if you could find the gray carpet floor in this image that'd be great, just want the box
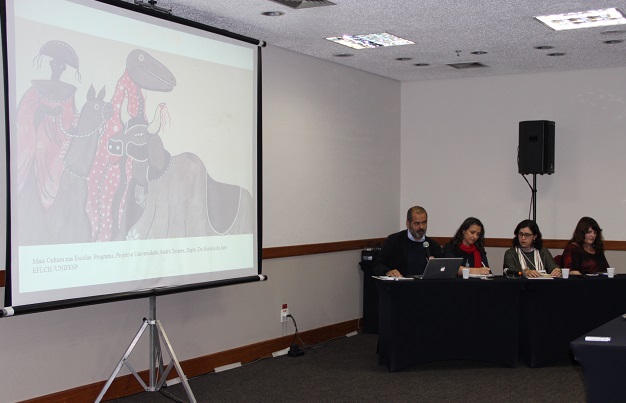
[109,332,586,403]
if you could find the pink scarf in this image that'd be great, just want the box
[86,70,142,241]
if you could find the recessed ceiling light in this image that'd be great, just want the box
[395,57,413,61]
[547,52,566,56]
[535,8,626,31]
[447,62,488,69]
[333,53,354,57]
[534,45,555,50]
[470,51,488,55]
[413,63,430,67]
[603,39,624,44]
[261,11,284,16]
[602,29,626,35]
[269,0,335,9]
[326,33,414,50]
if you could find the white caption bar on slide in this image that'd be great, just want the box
[584,336,611,342]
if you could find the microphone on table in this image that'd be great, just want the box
[423,241,431,263]
[504,267,522,278]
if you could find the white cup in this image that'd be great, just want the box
[562,268,570,279]
[462,268,470,279]
[607,267,615,278]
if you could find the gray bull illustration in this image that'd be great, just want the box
[107,103,253,241]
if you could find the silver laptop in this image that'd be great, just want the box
[413,258,463,279]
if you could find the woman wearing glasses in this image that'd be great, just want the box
[443,217,491,276]
[561,217,609,275]
[503,219,562,278]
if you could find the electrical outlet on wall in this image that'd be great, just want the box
[281,303,289,323]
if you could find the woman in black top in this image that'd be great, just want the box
[561,217,610,275]
[443,217,491,276]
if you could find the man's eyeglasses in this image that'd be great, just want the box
[518,232,535,239]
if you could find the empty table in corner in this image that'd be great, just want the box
[571,314,626,403]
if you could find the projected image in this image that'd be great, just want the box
[5,0,259,307]
[17,44,253,245]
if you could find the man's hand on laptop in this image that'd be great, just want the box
[386,269,403,278]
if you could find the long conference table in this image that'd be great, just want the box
[375,275,626,372]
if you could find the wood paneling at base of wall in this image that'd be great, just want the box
[22,319,360,402]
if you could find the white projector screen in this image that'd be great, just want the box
[2,0,262,311]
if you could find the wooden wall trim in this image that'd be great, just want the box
[262,237,626,260]
[262,238,387,259]
[2,237,626,287]
[23,318,360,402]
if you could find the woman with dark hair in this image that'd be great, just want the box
[561,217,610,275]
[503,219,562,278]
[443,217,491,276]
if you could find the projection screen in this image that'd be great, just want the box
[2,0,262,311]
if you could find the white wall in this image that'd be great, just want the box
[262,48,401,245]
[401,68,626,242]
[3,27,626,403]
[0,44,400,401]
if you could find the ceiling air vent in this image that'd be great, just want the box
[447,62,488,69]
[268,0,336,9]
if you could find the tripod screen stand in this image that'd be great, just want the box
[96,295,196,402]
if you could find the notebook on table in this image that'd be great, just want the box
[412,258,463,279]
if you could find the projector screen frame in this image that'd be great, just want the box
[1,0,265,316]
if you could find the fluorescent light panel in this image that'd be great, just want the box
[535,7,626,31]
[326,32,414,49]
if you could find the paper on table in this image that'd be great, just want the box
[372,276,413,281]
[585,336,611,342]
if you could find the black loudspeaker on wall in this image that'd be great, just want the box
[518,120,555,175]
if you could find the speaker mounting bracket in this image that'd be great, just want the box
[521,173,538,222]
